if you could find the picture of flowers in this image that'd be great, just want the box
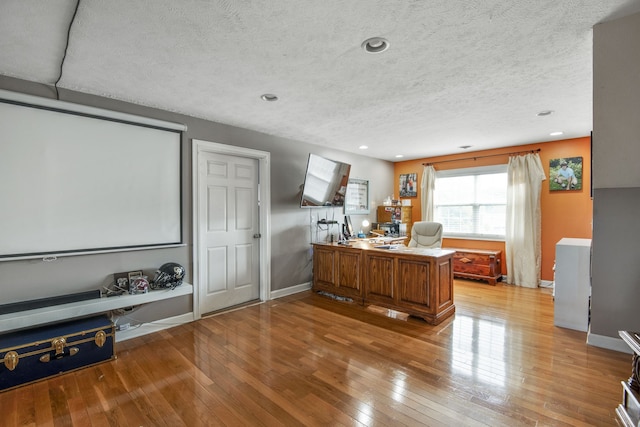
[550,157,583,191]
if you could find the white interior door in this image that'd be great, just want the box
[197,150,260,314]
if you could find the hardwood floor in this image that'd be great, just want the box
[1,280,631,426]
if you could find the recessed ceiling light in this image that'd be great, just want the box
[550,131,564,136]
[459,145,472,149]
[361,37,390,54]
[395,154,404,158]
[359,145,368,150]
[536,110,554,117]
[260,94,278,102]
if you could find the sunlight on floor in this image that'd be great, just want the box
[451,315,507,387]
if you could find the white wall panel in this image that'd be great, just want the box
[207,247,228,293]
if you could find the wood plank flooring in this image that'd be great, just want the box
[0,280,632,426]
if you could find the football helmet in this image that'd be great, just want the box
[151,262,185,290]
[130,277,149,294]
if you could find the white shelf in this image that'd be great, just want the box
[0,283,193,333]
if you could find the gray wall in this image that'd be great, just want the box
[0,75,394,323]
[591,11,640,339]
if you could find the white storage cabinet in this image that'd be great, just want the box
[554,238,592,332]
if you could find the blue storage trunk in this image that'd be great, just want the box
[0,315,115,392]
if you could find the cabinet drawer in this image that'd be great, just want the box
[453,261,491,277]
[453,252,495,266]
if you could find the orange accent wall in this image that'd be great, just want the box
[393,137,592,281]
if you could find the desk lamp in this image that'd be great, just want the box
[358,220,370,238]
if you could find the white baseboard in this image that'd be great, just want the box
[539,279,554,288]
[115,312,194,342]
[270,282,312,300]
[587,332,633,354]
[500,276,554,288]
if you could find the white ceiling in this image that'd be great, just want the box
[2,1,640,162]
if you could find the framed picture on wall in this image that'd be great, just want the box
[550,157,583,191]
[345,178,369,214]
[399,173,417,197]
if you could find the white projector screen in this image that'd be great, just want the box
[0,95,183,260]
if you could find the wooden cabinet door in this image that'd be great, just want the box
[313,246,336,289]
[435,257,454,310]
[365,253,395,303]
[312,244,363,301]
[337,250,361,291]
[377,206,393,222]
[398,258,430,307]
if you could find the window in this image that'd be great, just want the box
[434,165,507,239]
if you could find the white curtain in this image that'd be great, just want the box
[505,153,546,288]
[421,165,437,221]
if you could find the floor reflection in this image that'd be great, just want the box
[390,371,407,403]
[451,314,506,387]
[355,401,373,425]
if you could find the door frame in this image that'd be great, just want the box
[192,139,271,320]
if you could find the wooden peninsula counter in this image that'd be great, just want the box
[312,241,455,325]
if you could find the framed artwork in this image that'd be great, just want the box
[113,269,144,293]
[345,178,369,214]
[128,270,143,282]
[550,157,583,191]
[399,173,417,197]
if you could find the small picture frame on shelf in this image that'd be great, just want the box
[112,272,130,292]
[113,269,143,293]
[128,270,143,282]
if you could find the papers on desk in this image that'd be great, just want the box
[374,244,401,250]
[369,236,407,244]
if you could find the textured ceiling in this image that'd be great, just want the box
[2,0,640,161]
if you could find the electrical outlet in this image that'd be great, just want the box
[117,323,130,331]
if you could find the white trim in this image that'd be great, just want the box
[270,282,312,300]
[191,139,271,320]
[202,300,263,317]
[539,279,554,288]
[0,284,193,333]
[115,312,194,342]
[587,332,633,354]
[0,89,186,131]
